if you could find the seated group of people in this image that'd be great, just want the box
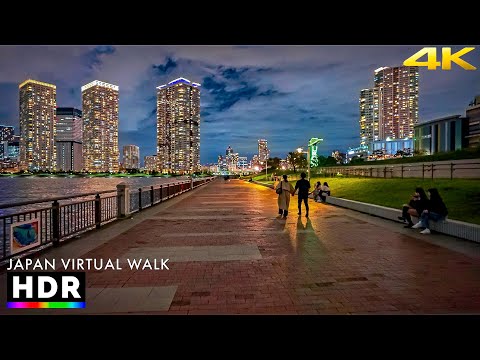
[398,187,448,235]
[312,181,330,203]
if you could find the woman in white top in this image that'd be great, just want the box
[313,181,322,202]
[275,174,295,219]
[319,182,331,202]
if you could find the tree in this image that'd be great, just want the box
[350,156,365,165]
[325,156,337,166]
[413,149,427,156]
[315,155,327,167]
[269,157,281,169]
[298,153,308,169]
[287,152,297,173]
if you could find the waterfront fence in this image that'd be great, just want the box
[0,177,215,262]
[315,161,480,180]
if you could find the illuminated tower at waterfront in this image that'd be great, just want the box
[374,66,419,140]
[156,77,200,174]
[19,79,57,171]
[359,87,380,145]
[144,155,157,172]
[81,80,119,172]
[258,139,269,165]
[56,107,82,142]
[123,145,140,169]
[0,125,14,141]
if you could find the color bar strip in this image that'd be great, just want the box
[7,302,85,309]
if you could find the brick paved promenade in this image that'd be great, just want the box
[2,178,480,314]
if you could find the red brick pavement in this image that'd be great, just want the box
[81,179,480,314]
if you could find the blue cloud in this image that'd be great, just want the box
[220,67,248,80]
[152,57,177,74]
[83,46,116,70]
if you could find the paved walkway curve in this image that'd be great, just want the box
[3,178,480,314]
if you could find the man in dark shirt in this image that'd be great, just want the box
[294,172,311,217]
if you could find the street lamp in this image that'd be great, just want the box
[296,147,308,180]
[265,159,268,181]
[297,137,323,181]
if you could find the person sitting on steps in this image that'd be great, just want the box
[412,188,448,235]
[398,187,428,228]
[319,182,330,203]
[313,181,322,202]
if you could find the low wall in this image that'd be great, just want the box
[325,196,480,243]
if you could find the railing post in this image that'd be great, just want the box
[95,194,101,229]
[138,188,143,211]
[191,177,194,190]
[116,183,130,218]
[422,164,425,180]
[450,163,454,180]
[168,184,170,198]
[401,165,404,179]
[52,200,60,247]
[431,164,434,180]
[384,166,387,179]
[160,185,163,202]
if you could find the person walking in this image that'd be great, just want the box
[412,188,448,234]
[294,172,311,217]
[276,174,295,219]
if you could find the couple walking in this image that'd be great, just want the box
[275,172,310,219]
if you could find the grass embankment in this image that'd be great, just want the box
[346,147,480,166]
[251,175,480,225]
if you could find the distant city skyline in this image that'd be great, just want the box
[1,45,479,162]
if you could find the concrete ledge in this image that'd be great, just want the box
[325,196,480,243]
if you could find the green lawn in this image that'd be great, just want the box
[252,176,480,225]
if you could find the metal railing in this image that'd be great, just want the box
[129,181,193,213]
[314,161,480,180]
[0,177,216,262]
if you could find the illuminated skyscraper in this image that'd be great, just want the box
[55,107,83,172]
[81,80,119,172]
[0,125,14,141]
[237,156,248,171]
[156,77,200,174]
[56,141,83,172]
[359,88,380,145]
[123,145,140,169]
[258,139,269,164]
[56,107,82,142]
[144,155,157,172]
[374,66,419,140]
[0,125,14,160]
[19,79,57,171]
